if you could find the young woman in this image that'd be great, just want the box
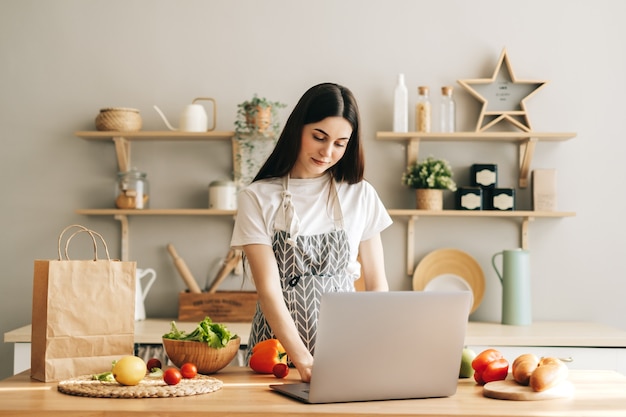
[230,83,392,382]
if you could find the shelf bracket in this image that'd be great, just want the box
[407,138,420,165]
[406,216,417,276]
[518,137,537,189]
[521,216,534,250]
[114,214,129,261]
[113,136,130,173]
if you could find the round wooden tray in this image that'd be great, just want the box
[58,374,222,398]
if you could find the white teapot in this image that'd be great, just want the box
[153,97,216,132]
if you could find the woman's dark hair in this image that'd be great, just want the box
[253,83,364,184]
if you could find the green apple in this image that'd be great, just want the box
[459,347,476,378]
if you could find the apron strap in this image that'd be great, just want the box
[280,175,301,246]
[278,174,344,246]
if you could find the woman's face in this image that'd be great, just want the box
[291,116,352,179]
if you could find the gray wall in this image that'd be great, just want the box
[2,0,625,379]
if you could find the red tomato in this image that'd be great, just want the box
[272,363,289,379]
[163,368,182,385]
[146,358,162,372]
[180,362,198,379]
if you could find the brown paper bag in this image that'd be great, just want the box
[31,225,136,382]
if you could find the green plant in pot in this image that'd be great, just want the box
[234,94,286,136]
[402,156,457,210]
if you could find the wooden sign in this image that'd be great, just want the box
[458,48,548,132]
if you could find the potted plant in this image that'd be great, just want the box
[401,156,457,210]
[234,94,286,136]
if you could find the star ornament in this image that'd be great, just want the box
[458,48,548,132]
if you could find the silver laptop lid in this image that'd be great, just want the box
[308,291,471,403]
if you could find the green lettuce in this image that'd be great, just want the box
[162,317,236,349]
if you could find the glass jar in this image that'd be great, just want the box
[439,86,456,133]
[415,86,431,132]
[115,169,149,209]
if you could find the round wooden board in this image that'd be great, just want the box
[483,380,574,401]
[58,374,223,398]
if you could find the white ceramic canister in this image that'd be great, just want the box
[209,181,237,210]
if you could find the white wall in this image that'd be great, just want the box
[1,0,625,380]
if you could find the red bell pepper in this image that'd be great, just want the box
[471,348,509,385]
[249,339,288,374]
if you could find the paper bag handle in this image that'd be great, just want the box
[57,224,111,261]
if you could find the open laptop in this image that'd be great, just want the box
[270,291,471,403]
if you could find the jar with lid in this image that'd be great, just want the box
[439,86,456,133]
[415,86,431,132]
[209,180,237,210]
[115,168,149,209]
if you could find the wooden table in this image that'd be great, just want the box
[1,367,626,416]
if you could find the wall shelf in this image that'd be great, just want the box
[376,131,576,188]
[76,131,235,172]
[387,209,575,275]
[75,208,237,261]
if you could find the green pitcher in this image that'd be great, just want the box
[492,249,532,326]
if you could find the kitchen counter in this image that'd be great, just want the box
[8,319,626,347]
[1,366,625,416]
[6,320,626,374]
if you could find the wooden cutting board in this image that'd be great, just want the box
[483,379,574,401]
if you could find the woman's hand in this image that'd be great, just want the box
[294,358,313,382]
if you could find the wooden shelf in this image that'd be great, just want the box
[76,131,235,172]
[388,209,576,275]
[75,209,237,261]
[75,208,236,216]
[76,131,235,141]
[376,131,576,188]
[387,209,575,218]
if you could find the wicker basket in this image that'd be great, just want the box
[95,107,142,131]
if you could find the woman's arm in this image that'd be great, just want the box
[243,243,314,382]
[358,233,389,291]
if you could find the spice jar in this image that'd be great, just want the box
[209,181,237,210]
[116,169,149,209]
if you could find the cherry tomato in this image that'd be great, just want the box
[163,368,182,385]
[272,363,289,379]
[146,358,162,372]
[180,362,198,379]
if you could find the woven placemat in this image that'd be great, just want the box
[58,374,223,398]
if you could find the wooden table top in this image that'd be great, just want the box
[1,367,626,416]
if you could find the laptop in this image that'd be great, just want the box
[270,290,471,403]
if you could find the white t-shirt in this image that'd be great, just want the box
[230,175,392,279]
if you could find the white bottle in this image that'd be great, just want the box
[440,86,456,132]
[393,74,408,132]
[415,86,431,132]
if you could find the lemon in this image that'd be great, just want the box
[112,356,146,386]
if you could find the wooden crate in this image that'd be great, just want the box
[178,291,258,322]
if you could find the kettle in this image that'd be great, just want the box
[153,97,216,132]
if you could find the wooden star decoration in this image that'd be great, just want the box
[458,48,548,132]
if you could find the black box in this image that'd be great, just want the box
[490,188,515,211]
[470,164,497,189]
[456,187,482,210]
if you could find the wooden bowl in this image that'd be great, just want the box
[162,337,240,374]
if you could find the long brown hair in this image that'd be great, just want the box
[253,83,364,184]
